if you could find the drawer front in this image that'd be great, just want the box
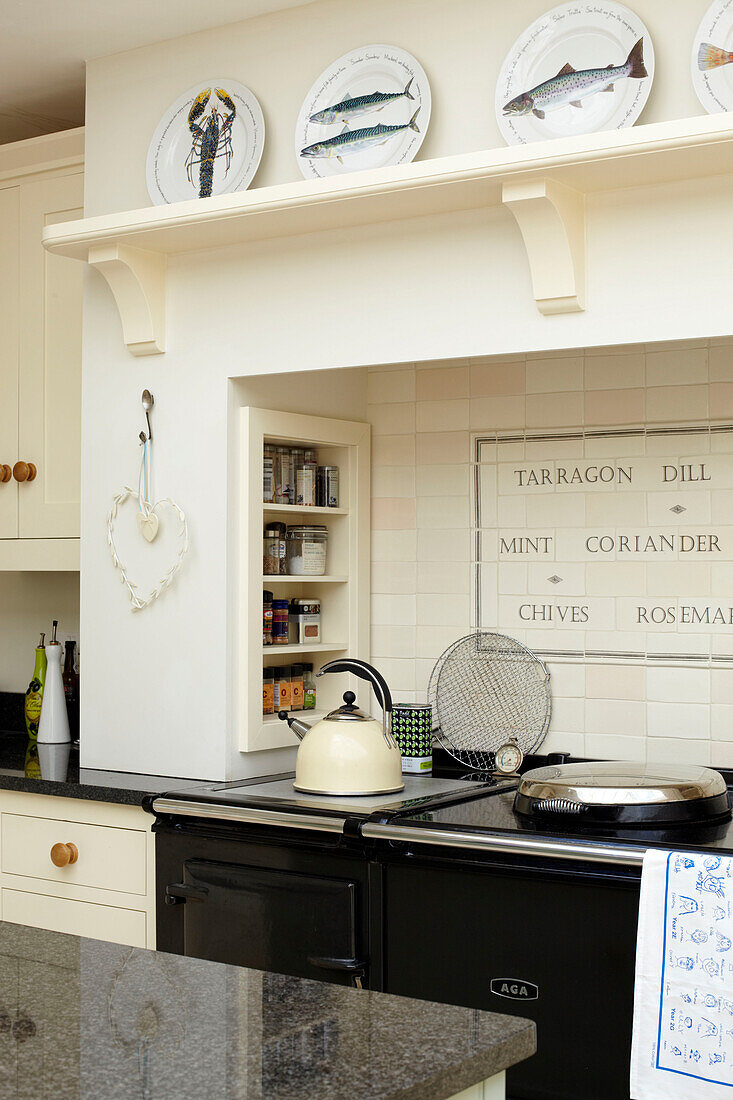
[1,888,146,947]
[1,813,146,895]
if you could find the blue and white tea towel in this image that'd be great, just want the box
[631,849,733,1098]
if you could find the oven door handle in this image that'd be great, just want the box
[165,882,209,905]
[308,955,368,988]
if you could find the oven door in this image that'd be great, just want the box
[380,845,641,1100]
[155,818,376,987]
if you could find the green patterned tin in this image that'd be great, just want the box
[392,704,433,774]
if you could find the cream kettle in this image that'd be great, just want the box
[278,658,404,796]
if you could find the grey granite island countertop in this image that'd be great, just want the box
[0,921,535,1099]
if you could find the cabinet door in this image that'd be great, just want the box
[17,174,83,538]
[0,187,19,539]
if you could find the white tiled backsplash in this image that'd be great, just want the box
[368,341,733,768]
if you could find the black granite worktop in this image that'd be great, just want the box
[0,731,195,807]
[0,921,535,1099]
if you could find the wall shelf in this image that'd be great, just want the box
[262,575,348,584]
[264,504,348,517]
[263,643,347,655]
[41,113,733,349]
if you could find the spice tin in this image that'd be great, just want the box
[316,466,339,508]
[392,704,433,774]
[272,599,290,644]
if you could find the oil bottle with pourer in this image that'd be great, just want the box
[38,620,70,745]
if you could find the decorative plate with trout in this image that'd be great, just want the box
[146,79,265,205]
[692,0,733,115]
[495,2,654,146]
[295,45,431,179]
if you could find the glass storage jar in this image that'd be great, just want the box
[263,523,287,575]
[286,526,328,576]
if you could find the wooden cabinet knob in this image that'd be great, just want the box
[0,465,11,483]
[12,462,37,483]
[50,842,78,867]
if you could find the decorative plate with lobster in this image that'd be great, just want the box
[146,79,265,205]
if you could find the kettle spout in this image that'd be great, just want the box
[278,710,310,741]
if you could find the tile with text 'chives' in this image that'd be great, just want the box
[497,594,614,632]
[645,561,711,598]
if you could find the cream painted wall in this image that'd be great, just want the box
[80,0,733,778]
[0,573,79,693]
[84,0,705,217]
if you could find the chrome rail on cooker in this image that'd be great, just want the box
[359,821,647,867]
[151,797,347,834]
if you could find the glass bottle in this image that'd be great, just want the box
[302,663,317,711]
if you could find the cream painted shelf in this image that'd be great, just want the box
[264,504,349,516]
[263,575,348,584]
[41,113,733,351]
[263,643,347,655]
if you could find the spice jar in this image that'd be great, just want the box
[263,445,276,504]
[263,591,273,646]
[276,665,291,710]
[289,599,321,644]
[286,525,328,576]
[302,663,317,711]
[262,668,275,715]
[263,523,287,575]
[272,599,289,644]
[290,664,304,711]
[316,466,339,508]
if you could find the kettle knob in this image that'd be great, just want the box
[343,691,356,706]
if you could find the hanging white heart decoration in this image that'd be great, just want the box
[107,486,189,611]
[137,510,159,543]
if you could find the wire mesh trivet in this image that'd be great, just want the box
[427,632,552,771]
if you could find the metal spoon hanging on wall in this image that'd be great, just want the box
[142,390,154,442]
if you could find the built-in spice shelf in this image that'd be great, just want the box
[41,113,733,352]
[241,406,370,752]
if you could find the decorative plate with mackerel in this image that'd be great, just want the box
[296,44,431,179]
[496,2,654,147]
[692,0,733,115]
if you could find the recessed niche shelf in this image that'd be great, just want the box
[41,113,733,351]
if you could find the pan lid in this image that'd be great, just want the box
[516,761,727,806]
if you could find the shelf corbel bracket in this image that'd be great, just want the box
[502,178,586,315]
[87,243,166,356]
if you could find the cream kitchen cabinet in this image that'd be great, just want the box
[0,129,84,570]
[0,790,155,949]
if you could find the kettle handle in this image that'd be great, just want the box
[317,659,393,717]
